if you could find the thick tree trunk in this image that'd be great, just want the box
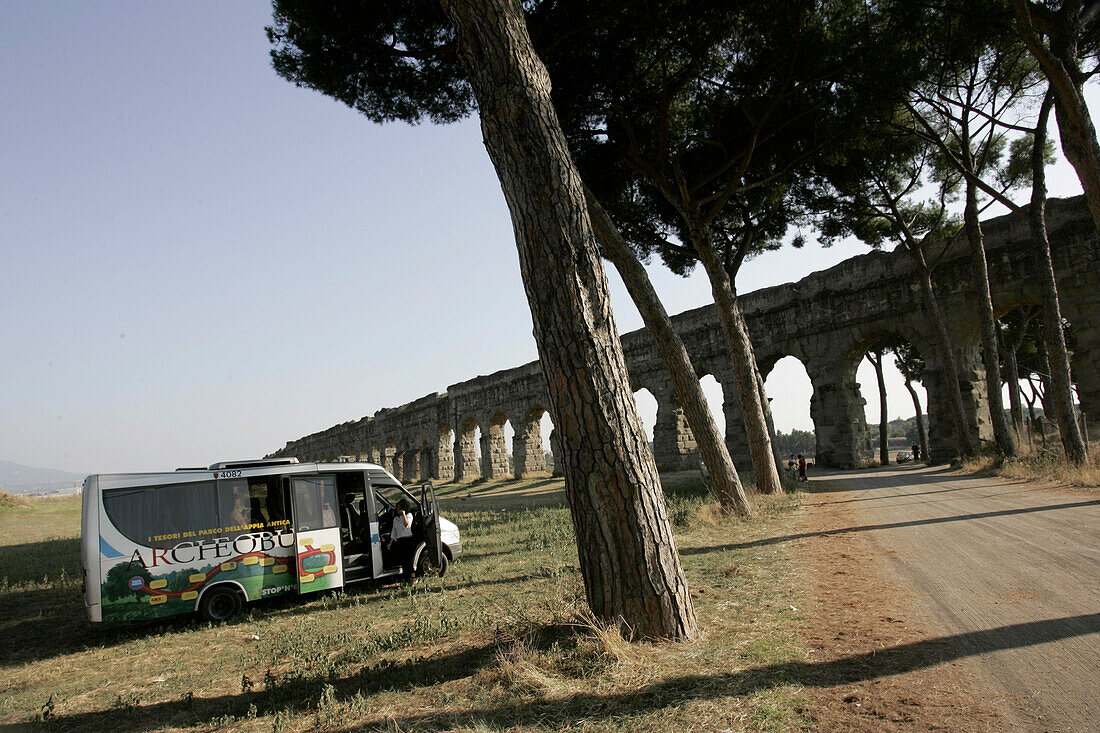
[1013,0,1100,233]
[440,0,698,638]
[756,367,785,476]
[1036,348,1052,415]
[906,246,979,458]
[1024,382,1038,427]
[1052,92,1100,232]
[688,223,783,494]
[585,187,754,518]
[1003,306,1036,440]
[904,378,929,463]
[1004,345,1024,439]
[1028,90,1089,463]
[964,180,1016,457]
[867,348,890,465]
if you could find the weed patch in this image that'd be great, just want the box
[963,445,1100,488]
[0,492,31,510]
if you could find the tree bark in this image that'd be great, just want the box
[585,187,754,518]
[904,377,929,463]
[439,0,698,638]
[1024,380,1038,426]
[963,178,1017,458]
[756,366,785,477]
[867,348,890,465]
[1001,305,1036,441]
[1013,0,1100,233]
[906,245,979,458]
[1039,351,1056,417]
[1004,344,1024,439]
[1028,89,1089,463]
[687,222,784,495]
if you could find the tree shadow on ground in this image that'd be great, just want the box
[42,613,1100,732]
[807,465,982,493]
[0,564,545,671]
[248,570,544,628]
[817,483,1037,506]
[0,538,81,586]
[0,537,107,668]
[680,498,1100,556]
[0,585,224,670]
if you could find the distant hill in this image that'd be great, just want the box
[0,460,84,494]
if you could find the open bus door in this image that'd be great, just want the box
[419,481,444,572]
[289,475,345,594]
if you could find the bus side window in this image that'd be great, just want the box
[290,476,338,529]
[250,478,284,525]
[104,481,218,547]
[217,479,251,529]
[264,481,286,524]
[218,477,287,531]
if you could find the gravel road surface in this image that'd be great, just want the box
[810,465,1100,732]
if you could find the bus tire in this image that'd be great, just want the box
[414,546,449,578]
[198,585,242,623]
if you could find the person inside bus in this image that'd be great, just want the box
[340,493,359,546]
[388,498,417,582]
[250,482,271,525]
[229,494,249,527]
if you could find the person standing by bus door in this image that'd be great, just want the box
[389,499,417,583]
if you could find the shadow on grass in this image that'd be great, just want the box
[0,538,100,668]
[0,563,550,671]
[253,569,549,626]
[0,585,228,670]
[0,538,81,586]
[41,612,1100,732]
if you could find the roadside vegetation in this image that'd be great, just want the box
[963,445,1100,489]
[0,476,813,732]
[0,491,32,510]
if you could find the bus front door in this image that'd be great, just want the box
[420,481,443,569]
[289,475,345,595]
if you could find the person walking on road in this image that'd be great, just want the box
[797,454,807,482]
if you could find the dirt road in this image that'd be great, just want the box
[808,465,1100,731]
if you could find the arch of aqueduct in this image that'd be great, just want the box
[269,197,1100,481]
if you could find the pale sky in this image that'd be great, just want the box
[2,3,1093,474]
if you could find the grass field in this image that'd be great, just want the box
[0,476,810,732]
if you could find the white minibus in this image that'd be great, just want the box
[80,459,460,622]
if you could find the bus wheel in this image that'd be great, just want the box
[415,549,449,578]
[199,586,242,623]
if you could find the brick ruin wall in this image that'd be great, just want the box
[269,197,1099,476]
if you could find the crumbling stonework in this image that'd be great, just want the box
[454,418,479,482]
[481,416,509,480]
[652,392,699,471]
[512,407,546,478]
[269,197,1098,473]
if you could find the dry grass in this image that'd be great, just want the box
[0,477,812,732]
[962,445,1100,489]
[0,491,31,510]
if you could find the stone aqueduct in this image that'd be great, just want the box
[269,197,1100,481]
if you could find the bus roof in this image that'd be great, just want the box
[85,461,398,490]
